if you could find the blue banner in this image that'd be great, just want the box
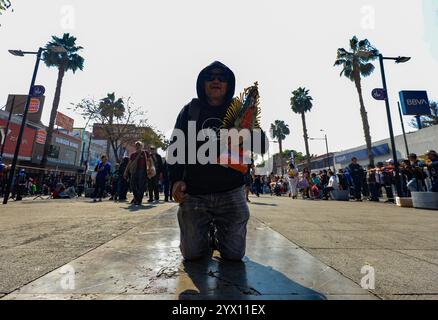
[399,91,431,116]
[335,144,390,164]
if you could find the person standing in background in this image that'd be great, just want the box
[348,157,364,201]
[287,163,299,199]
[117,156,130,202]
[162,159,171,202]
[367,164,379,202]
[148,145,163,204]
[93,155,111,202]
[124,141,149,206]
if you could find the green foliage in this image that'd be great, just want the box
[409,101,438,129]
[334,36,379,82]
[270,120,290,141]
[290,87,313,115]
[71,96,165,160]
[43,33,84,73]
[99,92,125,120]
[282,149,305,163]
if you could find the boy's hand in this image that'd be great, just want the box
[172,181,187,204]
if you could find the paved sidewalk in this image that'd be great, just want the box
[2,205,375,300]
[2,194,436,300]
[248,195,438,300]
[0,198,175,295]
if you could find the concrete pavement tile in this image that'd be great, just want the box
[247,247,369,295]
[307,248,438,295]
[2,293,329,300]
[351,231,438,250]
[396,250,438,266]
[325,294,379,300]
[408,231,438,242]
[0,247,95,294]
[380,294,438,300]
[269,230,379,249]
[251,217,324,231]
[5,208,372,300]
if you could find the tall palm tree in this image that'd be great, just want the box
[40,33,84,168]
[290,87,313,169]
[99,92,125,159]
[334,36,379,165]
[270,120,290,174]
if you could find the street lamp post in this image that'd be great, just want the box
[3,48,44,205]
[266,140,281,174]
[309,130,331,171]
[377,54,411,198]
[2,46,66,205]
[321,129,330,171]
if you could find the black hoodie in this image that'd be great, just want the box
[168,61,263,195]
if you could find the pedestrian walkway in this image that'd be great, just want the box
[2,206,376,300]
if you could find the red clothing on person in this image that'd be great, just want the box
[130,151,149,170]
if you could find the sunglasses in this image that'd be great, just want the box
[205,73,228,82]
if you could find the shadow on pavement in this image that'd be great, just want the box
[178,256,326,300]
[122,204,156,212]
[249,202,278,207]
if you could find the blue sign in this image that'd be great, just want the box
[372,88,387,100]
[30,85,45,97]
[335,144,390,164]
[399,91,431,116]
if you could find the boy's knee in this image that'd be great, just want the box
[180,245,211,262]
[219,250,245,262]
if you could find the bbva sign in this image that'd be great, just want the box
[399,91,431,116]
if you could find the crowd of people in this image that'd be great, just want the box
[246,150,438,203]
[89,141,171,206]
[0,141,171,204]
[0,159,81,201]
[2,148,438,205]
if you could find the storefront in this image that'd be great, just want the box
[32,130,82,174]
[0,113,37,164]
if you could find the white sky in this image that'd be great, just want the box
[1,0,437,156]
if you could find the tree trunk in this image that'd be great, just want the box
[106,115,113,159]
[301,112,311,169]
[354,76,374,166]
[112,141,120,163]
[41,66,65,168]
[278,138,284,175]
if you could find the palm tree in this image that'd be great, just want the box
[290,87,313,169]
[40,33,84,169]
[334,36,379,165]
[99,92,125,159]
[270,120,290,174]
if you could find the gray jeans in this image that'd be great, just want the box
[177,186,250,261]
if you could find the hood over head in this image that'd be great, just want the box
[196,61,236,105]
